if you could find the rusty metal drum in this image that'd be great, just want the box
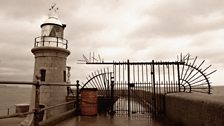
[80,88,98,116]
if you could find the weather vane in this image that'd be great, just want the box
[48,3,59,18]
[49,3,58,12]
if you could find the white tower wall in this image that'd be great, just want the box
[31,47,70,118]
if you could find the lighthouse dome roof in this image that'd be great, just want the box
[42,17,63,27]
[41,4,63,27]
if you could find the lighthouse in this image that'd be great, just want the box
[31,4,70,119]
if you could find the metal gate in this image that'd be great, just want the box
[112,60,184,118]
[79,54,216,118]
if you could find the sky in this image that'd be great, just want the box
[0,0,223,85]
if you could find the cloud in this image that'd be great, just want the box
[0,0,50,21]
[130,0,224,38]
[0,0,223,85]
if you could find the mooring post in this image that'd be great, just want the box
[76,80,80,114]
[34,76,40,126]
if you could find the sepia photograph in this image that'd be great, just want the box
[0,0,223,126]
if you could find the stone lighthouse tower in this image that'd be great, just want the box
[31,5,70,119]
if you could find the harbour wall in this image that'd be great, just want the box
[165,93,224,126]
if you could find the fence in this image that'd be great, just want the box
[80,54,216,118]
[0,79,79,126]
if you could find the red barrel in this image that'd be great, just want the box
[81,88,98,116]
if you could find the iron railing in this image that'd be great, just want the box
[80,54,216,118]
[0,79,79,126]
[34,36,68,49]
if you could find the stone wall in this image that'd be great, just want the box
[165,93,224,126]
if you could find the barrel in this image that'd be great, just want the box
[15,104,29,114]
[81,88,98,116]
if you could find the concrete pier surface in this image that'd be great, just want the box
[55,115,169,126]
[0,117,24,126]
[0,115,170,126]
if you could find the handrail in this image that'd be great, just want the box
[0,79,80,126]
[40,100,76,112]
[41,83,77,86]
[0,81,77,86]
[0,111,34,119]
[34,36,68,49]
[0,100,76,119]
[0,81,35,85]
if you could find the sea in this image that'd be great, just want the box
[0,85,223,116]
[0,86,31,116]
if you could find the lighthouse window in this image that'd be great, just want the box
[40,69,46,81]
[63,71,66,82]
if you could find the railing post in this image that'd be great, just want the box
[177,63,181,92]
[34,76,41,126]
[76,80,80,114]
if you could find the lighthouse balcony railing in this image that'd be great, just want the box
[34,36,68,49]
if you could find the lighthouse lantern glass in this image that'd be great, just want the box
[41,25,64,38]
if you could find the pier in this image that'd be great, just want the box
[0,2,222,126]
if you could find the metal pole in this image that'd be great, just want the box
[34,77,40,126]
[34,38,36,47]
[76,80,80,114]
[177,63,181,92]
[151,60,156,117]
[110,76,114,113]
[127,59,130,117]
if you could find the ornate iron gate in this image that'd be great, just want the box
[79,54,216,118]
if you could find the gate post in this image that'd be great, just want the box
[151,60,156,117]
[127,59,131,117]
[76,80,80,114]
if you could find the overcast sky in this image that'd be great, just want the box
[0,0,223,85]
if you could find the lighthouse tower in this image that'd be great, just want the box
[31,5,70,118]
